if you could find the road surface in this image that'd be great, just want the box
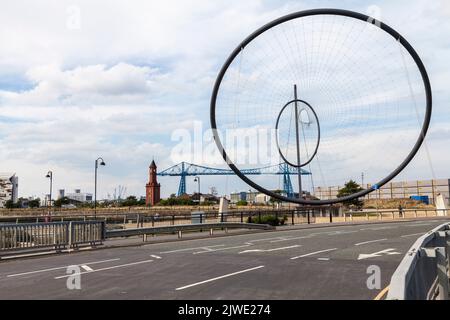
[0,218,448,300]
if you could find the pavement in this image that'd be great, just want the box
[0,217,448,300]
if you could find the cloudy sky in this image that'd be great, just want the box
[0,0,449,200]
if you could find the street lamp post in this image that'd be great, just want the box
[45,171,53,220]
[194,176,201,205]
[94,157,106,219]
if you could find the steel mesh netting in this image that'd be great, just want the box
[213,13,427,198]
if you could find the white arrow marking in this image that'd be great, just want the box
[357,248,401,260]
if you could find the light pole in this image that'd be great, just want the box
[194,176,200,204]
[94,157,106,219]
[45,171,53,219]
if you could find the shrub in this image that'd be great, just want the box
[247,214,286,226]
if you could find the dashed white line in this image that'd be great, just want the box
[291,248,338,260]
[150,255,162,259]
[6,258,121,278]
[355,239,388,246]
[400,232,425,238]
[159,245,225,254]
[249,237,291,243]
[54,259,154,279]
[81,265,94,272]
[239,245,301,254]
[270,236,312,243]
[193,244,252,254]
[360,226,396,231]
[175,266,265,291]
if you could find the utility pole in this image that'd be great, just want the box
[294,84,302,199]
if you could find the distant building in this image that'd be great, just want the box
[314,179,450,205]
[0,173,18,208]
[58,189,65,200]
[230,192,247,204]
[146,160,161,206]
[65,189,93,203]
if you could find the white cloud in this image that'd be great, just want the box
[0,0,449,199]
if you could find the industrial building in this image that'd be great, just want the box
[62,189,93,203]
[0,173,18,208]
[314,179,450,205]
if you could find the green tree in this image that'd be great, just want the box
[28,199,41,208]
[5,200,18,209]
[54,197,71,208]
[337,180,364,208]
[121,196,139,207]
[236,200,248,206]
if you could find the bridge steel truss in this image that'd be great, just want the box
[157,162,310,197]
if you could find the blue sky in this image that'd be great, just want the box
[0,0,449,199]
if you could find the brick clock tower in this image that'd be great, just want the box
[146,160,161,206]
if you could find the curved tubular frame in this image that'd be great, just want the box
[275,99,321,168]
[210,8,432,205]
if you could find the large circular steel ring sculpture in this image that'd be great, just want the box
[210,8,432,205]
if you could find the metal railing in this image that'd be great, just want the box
[0,221,105,254]
[387,222,450,300]
[106,222,275,240]
[1,208,447,227]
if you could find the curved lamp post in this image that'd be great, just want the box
[94,157,106,219]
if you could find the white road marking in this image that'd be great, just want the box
[239,245,301,254]
[406,223,432,227]
[193,244,252,254]
[175,266,265,291]
[248,237,290,243]
[6,258,120,278]
[355,239,388,246]
[150,255,162,259]
[291,248,338,260]
[401,232,425,238]
[318,258,330,261]
[357,249,401,261]
[360,226,396,231]
[159,245,225,254]
[330,231,359,235]
[270,236,312,243]
[54,260,154,279]
[81,265,94,272]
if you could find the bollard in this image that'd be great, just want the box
[178,230,182,239]
[344,213,347,222]
[366,213,369,221]
[350,214,353,222]
[392,212,395,220]
[210,228,214,236]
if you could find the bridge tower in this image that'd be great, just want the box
[146,160,161,206]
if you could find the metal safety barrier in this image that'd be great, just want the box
[0,221,105,254]
[387,222,450,300]
[106,222,275,239]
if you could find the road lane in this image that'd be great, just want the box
[0,218,448,300]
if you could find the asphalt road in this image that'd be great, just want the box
[0,218,448,300]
